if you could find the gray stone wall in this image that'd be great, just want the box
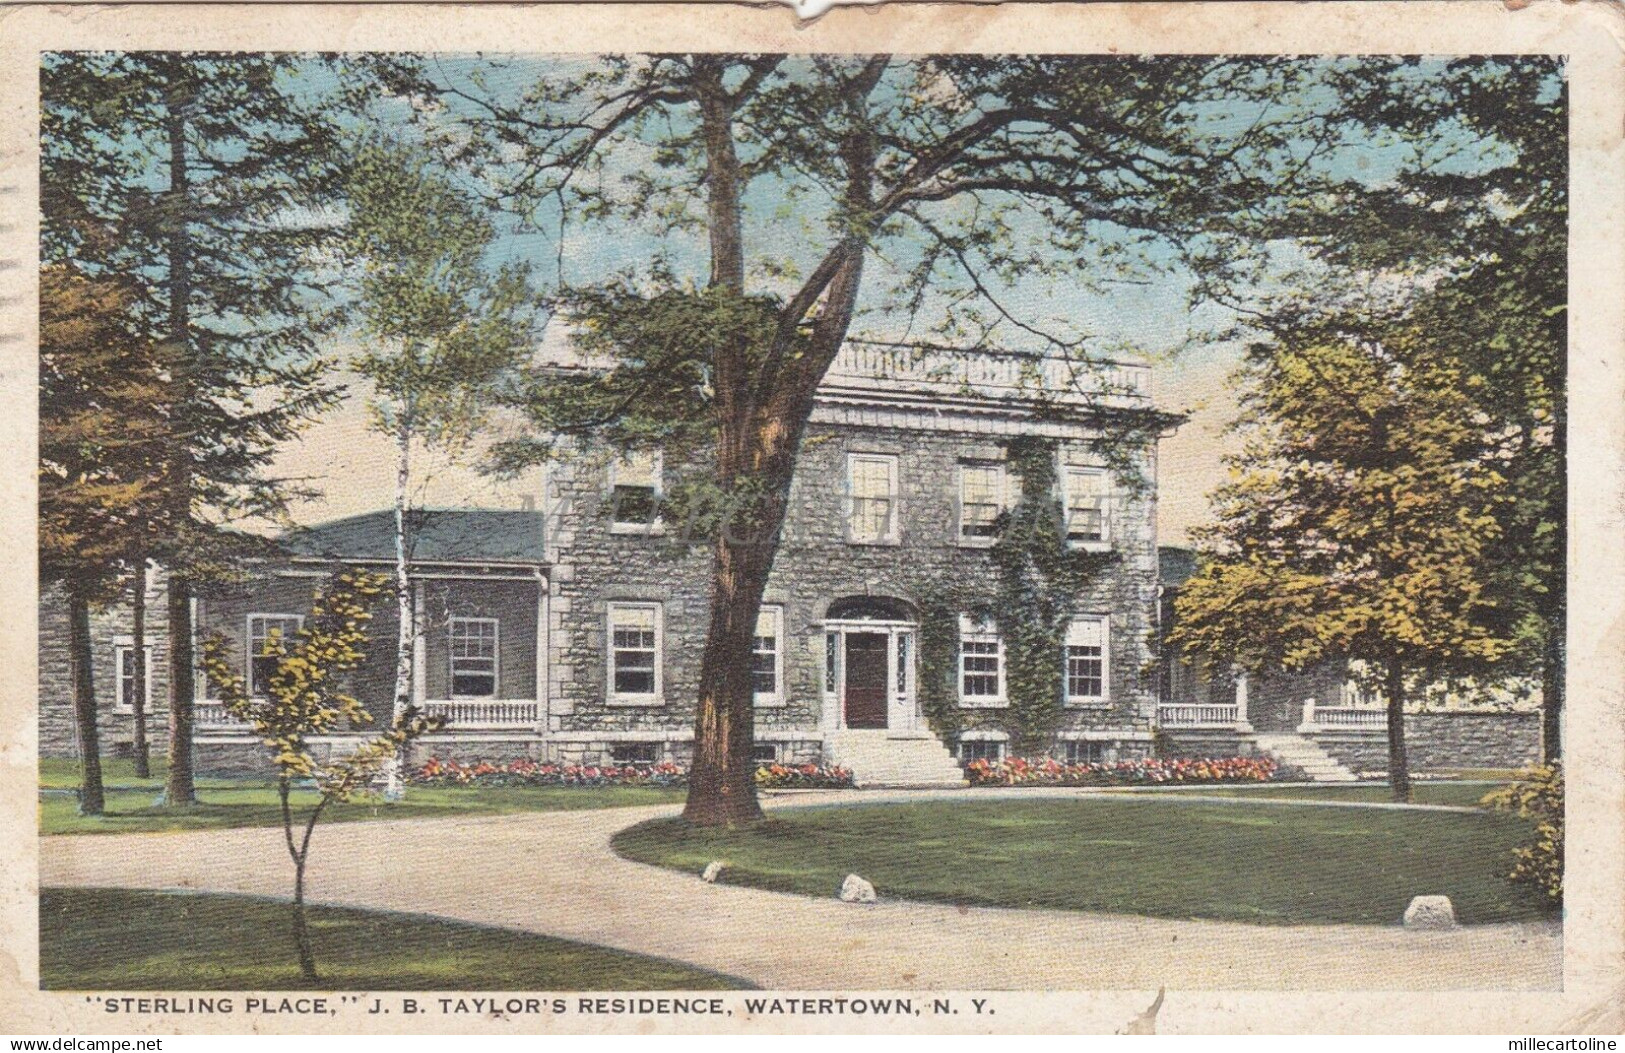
[1310,711,1543,775]
[39,574,172,759]
[545,420,1161,761]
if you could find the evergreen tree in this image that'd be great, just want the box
[41,53,348,804]
[39,264,175,814]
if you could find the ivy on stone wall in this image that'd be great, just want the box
[918,436,1119,754]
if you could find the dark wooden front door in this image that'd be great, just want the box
[844,632,889,729]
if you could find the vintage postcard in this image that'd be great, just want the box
[1,0,1622,1037]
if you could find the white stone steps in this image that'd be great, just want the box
[825,728,968,789]
[1249,733,1360,783]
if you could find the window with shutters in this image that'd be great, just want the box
[607,603,662,704]
[1065,615,1109,705]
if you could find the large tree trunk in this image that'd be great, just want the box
[68,589,105,816]
[384,417,414,800]
[1541,618,1564,766]
[162,91,198,808]
[164,578,197,806]
[680,58,874,825]
[130,562,150,779]
[1384,658,1412,803]
[681,431,794,826]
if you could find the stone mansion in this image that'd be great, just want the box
[38,340,1540,785]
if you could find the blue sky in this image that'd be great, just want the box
[264,54,1550,545]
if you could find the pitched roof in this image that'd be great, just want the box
[1158,546,1200,588]
[280,509,548,565]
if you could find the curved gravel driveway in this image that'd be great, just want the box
[38,789,1561,990]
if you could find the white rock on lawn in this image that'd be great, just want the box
[1403,895,1457,929]
[839,873,877,903]
[701,861,725,883]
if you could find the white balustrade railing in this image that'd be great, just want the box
[1299,699,1386,733]
[194,702,249,730]
[421,699,540,729]
[823,341,1150,405]
[1157,703,1240,728]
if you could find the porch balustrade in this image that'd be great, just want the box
[1299,699,1386,732]
[420,699,540,729]
[1156,703,1240,728]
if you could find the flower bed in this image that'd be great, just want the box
[965,755,1277,787]
[414,757,855,790]
[414,757,687,787]
[754,762,854,790]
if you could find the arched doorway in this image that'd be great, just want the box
[820,596,919,732]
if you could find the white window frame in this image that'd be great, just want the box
[448,616,500,700]
[112,638,154,715]
[958,738,1006,763]
[1064,739,1112,765]
[608,450,664,535]
[247,613,305,699]
[607,602,664,705]
[845,452,900,545]
[957,614,1007,708]
[957,461,1007,547]
[1061,464,1112,550]
[751,605,785,707]
[1064,614,1110,707]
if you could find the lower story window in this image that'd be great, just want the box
[608,602,662,702]
[248,614,304,697]
[959,614,1005,705]
[113,643,154,714]
[449,616,499,698]
[752,606,783,703]
[609,742,658,765]
[959,739,1005,763]
[1065,615,1108,704]
[751,744,778,764]
[1064,740,1110,765]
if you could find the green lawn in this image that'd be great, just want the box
[613,797,1555,926]
[40,888,748,990]
[42,783,686,836]
[1126,781,1505,808]
[39,756,258,791]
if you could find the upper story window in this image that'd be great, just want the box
[449,616,499,698]
[846,453,899,544]
[751,605,784,705]
[1063,465,1110,548]
[608,602,662,704]
[1065,615,1109,705]
[248,614,304,698]
[958,614,1006,707]
[958,462,1006,545]
[609,450,662,533]
[113,641,154,714]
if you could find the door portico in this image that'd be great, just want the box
[819,596,920,733]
